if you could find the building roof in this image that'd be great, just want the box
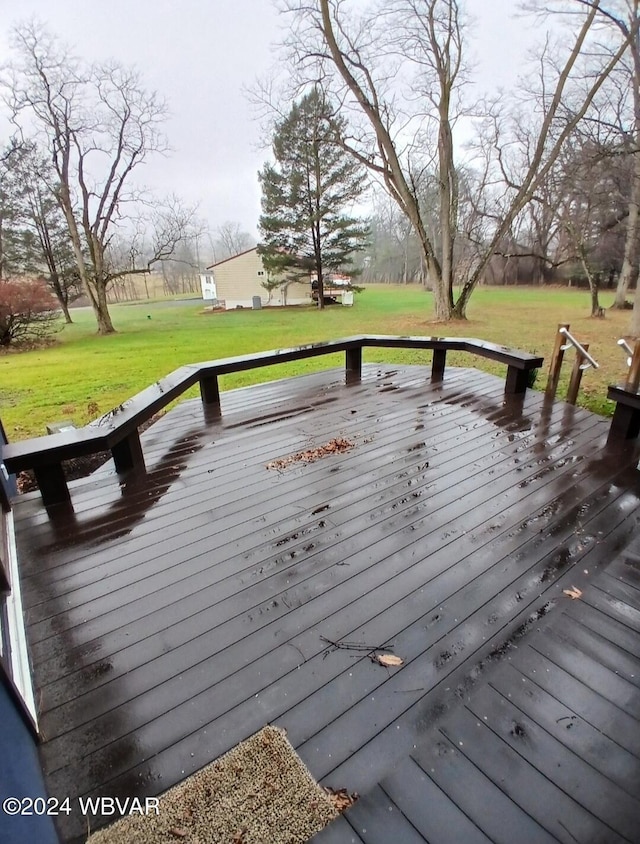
[205,246,258,270]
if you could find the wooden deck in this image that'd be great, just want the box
[12,364,640,843]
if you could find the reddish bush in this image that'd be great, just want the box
[0,277,60,346]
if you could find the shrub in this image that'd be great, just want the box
[0,277,60,346]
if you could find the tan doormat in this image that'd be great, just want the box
[86,726,338,844]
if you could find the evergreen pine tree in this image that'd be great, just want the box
[258,87,368,308]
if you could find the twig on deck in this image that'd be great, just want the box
[286,642,307,663]
[319,635,395,656]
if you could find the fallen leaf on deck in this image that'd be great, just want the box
[563,586,582,599]
[373,653,404,667]
[324,786,359,813]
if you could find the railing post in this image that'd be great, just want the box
[626,341,640,392]
[505,366,529,394]
[111,430,145,474]
[545,323,570,399]
[33,464,70,507]
[345,345,362,383]
[609,402,640,441]
[566,343,589,405]
[200,373,221,411]
[431,348,446,381]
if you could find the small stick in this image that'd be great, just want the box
[319,635,395,652]
[286,642,307,663]
[393,688,425,694]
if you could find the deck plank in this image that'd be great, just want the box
[328,785,427,844]
[335,559,640,844]
[311,814,366,844]
[507,641,640,759]
[489,660,640,798]
[431,704,627,844]
[465,686,638,841]
[377,757,493,844]
[409,722,562,844]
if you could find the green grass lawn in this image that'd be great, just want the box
[1,284,634,440]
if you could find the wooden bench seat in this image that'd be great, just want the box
[607,384,640,440]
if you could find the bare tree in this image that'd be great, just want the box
[485,100,631,301]
[214,221,254,261]
[555,140,628,315]
[281,0,636,320]
[3,22,192,334]
[583,0,640,311]
[103,195,200,292]
[364,192,423,283]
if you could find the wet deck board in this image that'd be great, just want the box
[12,365,640,843]
[315,544,640,844]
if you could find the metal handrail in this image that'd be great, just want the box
[559,327,599,370]
[617,338,634,368]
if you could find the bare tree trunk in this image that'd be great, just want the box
[611,2,640,309]
[590,282,602,316]
[438,79,457,313]
[44,274,74,321]
[0,216,5,281]
[62,304,72,323]
[532,256,545,286]
[630,280,640,335]
[93,281,115,332]
[402,239,409,284]
[80,267,116,333]
[312,139,325,310]
[57,183,117,333]
[614,151,640,307]
[578,250,603,317]
[49,278,74,324]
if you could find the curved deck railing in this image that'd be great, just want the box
[2,335,543,506]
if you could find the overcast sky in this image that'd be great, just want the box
[0,1,527,242]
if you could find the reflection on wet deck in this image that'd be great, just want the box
[13,365,640,843]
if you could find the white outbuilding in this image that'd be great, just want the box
[202,247,312,309]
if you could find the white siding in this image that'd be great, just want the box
[212,249,312,309]
[199,273,217,300]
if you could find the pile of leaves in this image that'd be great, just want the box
[324,786,359,813]
[266,437,354,470]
